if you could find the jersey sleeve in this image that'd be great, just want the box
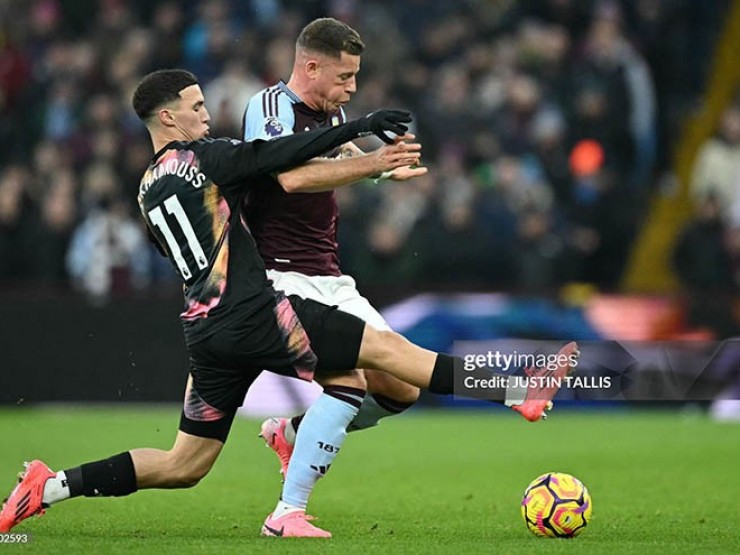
[197,117,370,192]
[196,138,264,191]
[243,90,295,142]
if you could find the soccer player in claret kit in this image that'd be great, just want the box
[242,18,579,537]
[241,17,427,532]
[0,69,577,539]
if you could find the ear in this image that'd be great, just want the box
[305,59,320,80]
[157,107,176,128]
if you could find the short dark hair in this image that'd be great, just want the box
[296,17,364,58]
[132,69,198,121]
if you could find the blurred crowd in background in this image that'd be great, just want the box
[0,0,735,304]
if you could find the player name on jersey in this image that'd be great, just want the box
[139,155,207,198]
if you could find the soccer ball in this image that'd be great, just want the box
[521,472,592,538]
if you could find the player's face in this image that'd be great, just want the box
[168,84,211,140]
[313,52,360,113]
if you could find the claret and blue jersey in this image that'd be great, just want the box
[242,81,347,278]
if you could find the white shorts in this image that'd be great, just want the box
[267,270,392,332]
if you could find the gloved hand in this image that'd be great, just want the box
[360,110,413,144]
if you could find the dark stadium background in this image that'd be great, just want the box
[2,0,740,414]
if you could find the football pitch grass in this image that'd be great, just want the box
[1,406,739,554]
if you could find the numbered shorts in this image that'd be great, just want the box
[179,294,366,442]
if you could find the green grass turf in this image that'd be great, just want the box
[1,406,739,554]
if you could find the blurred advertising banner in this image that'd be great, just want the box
[2,291,737,408]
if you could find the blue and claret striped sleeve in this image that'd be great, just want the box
[243,86,295,141]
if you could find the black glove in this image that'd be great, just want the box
[360,110,412,144]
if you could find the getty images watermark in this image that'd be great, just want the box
[453,339,740,402]
[453,341,615,401]
[460,348,608,395]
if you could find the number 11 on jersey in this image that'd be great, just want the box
[148,194,208,280]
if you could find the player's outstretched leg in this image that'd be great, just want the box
[353,329,580,423]
[259,339,579,483]
[1,431,223,533]
[0,460,55,532]
[510,341,580,421]
[0,452,143,533]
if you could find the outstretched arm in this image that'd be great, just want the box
[277,136,423,193]
[209,110,413,190]
[247,110,411,176]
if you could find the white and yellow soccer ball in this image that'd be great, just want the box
[521,472,592,538]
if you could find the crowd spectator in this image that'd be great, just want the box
[0,0,728,300]
[673,193,738,338]
[673,194,735,293]
[690,105,740,210]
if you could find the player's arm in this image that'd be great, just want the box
[276,136,423,193]
[340,141,365,159]
[339,134,427,183]
[240,97,424,191]
[250,110,410,173]
[206,111,412,188]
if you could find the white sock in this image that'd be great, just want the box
[42,471,71,506]
[504,382,528,407]
[272,499,302,519]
